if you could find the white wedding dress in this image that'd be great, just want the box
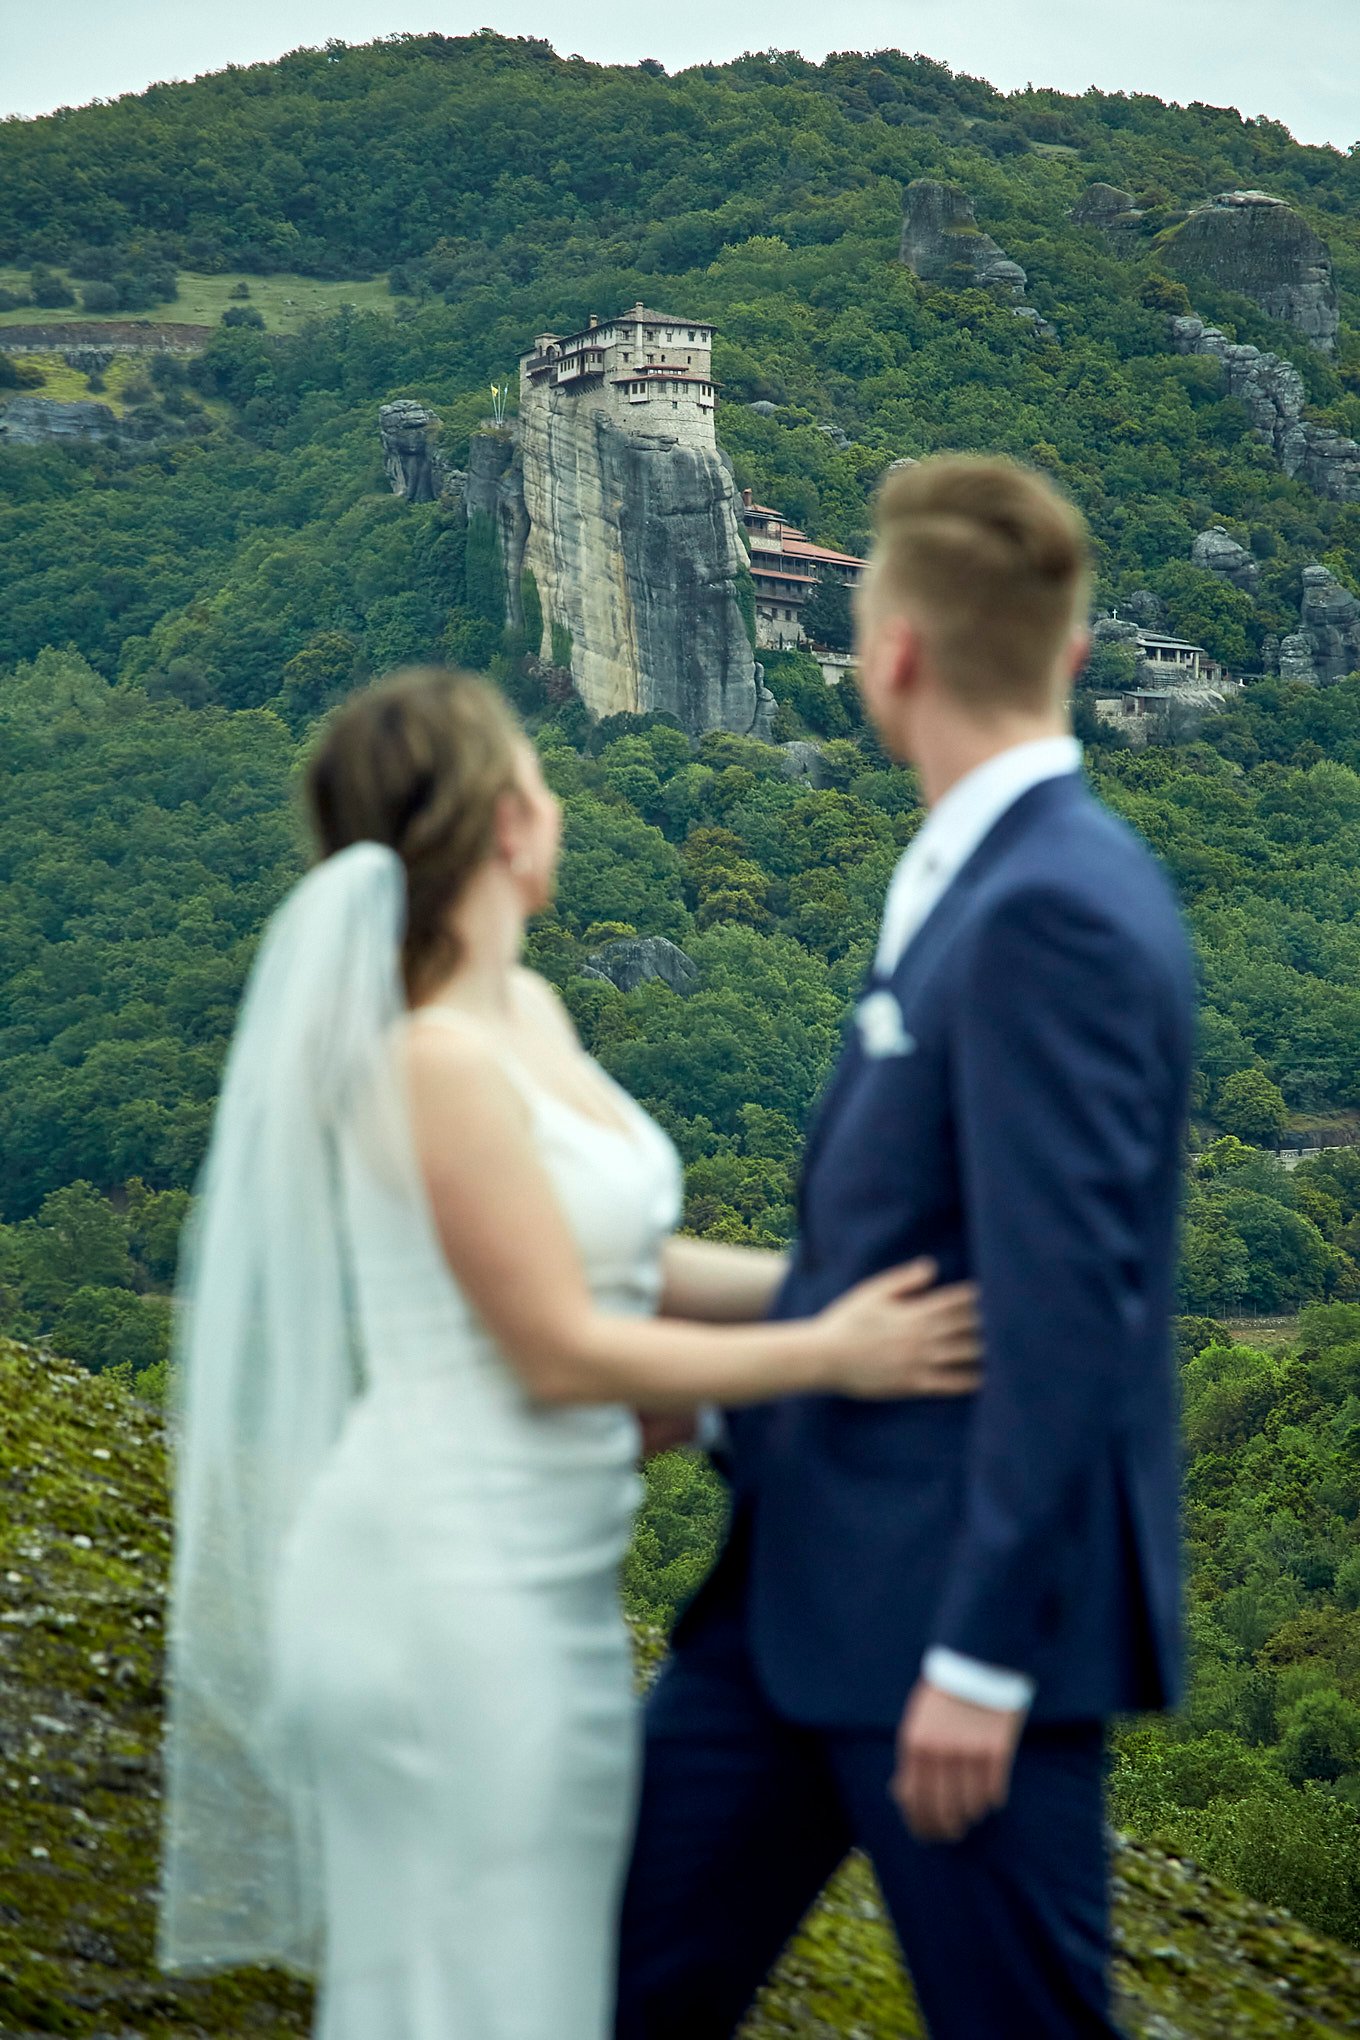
[270,1011,683,2040]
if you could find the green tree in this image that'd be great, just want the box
[1216,1068,1289,1147]
[800,573,853,653]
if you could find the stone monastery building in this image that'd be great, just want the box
[739,491,867,650]
[520,303,717,445]
[519,303,868,653]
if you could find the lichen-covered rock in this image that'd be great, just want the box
[378,398,456,502]
[513,389,759,736]
[4,1334,1360,2037]
[1161,191,1339,352]
[0,395,117,445]
[1071,183,1144,232]
[900,180,1028,299]
[1191,527,1259,594]
[583,936,700,995]
[1169,317,1360,502]
[0,1337,311,2036]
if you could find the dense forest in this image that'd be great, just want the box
[3,27,1360,1968]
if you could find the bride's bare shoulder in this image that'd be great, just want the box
[512,967,581,1046]
[401,1007,512,1087]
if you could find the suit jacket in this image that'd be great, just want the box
[705,771,1196,1729]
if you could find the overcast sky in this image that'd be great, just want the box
[3,1,1358,151]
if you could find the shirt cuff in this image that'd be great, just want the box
[922,1646,1036,1714]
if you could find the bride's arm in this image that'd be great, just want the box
[403,1025,978,1413]
[660,1237,788,1323]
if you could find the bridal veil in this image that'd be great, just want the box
[158,842,414,1974]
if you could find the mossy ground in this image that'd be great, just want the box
[0,271,395,336]
[2,1336,1357,2039]
[0,353,148,414]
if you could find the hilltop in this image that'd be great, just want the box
[4,1332,1360,2040]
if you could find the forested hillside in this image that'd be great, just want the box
[3,29,1360,2004]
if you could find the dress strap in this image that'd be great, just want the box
[404,1006,542,1114]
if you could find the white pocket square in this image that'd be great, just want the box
[856,990,917,1059]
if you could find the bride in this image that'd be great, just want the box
[158,666,980,2039]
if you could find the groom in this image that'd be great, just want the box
[617,455,1195,2038]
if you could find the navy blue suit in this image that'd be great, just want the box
[617,773,1196,2039]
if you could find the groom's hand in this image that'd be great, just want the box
[892,1681,1025,1843]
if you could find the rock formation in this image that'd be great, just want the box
[1170,317,1360,502]
[900,180,1028,297]
[1123,589,1166,631]
[1298,564,1360,684]
[1279,630,1319,684]
[0,395,117,445]
[1191,526,1259,594]
[510,392,759,736]
[379,398,456,502]
[1161,190,1339,352]
[901,181,1054,336]
[779,739,832,788]
[582,936,699,995]
[1070,183,1145,236]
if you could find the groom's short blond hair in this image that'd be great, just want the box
[865,455,1091,710]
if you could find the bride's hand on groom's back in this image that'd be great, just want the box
[822,1260,982,1400]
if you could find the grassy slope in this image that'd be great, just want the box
[2,1335,1358,2040]
[0,270,394,334]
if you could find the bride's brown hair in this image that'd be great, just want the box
[305,665,524,998]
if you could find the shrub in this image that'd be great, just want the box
[28,266,75,308]
[0,352,44,390]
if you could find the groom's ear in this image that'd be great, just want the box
[1064,626,1092,685]
[884,611,924,700]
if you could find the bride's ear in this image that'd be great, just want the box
[492,785,532,877]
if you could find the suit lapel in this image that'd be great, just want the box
[796,773,1086,1198]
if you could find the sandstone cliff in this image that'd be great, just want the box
[1161,191,1339,352]
[503,389,759,736]
[4,1334,1360,2040]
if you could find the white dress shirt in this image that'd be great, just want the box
[878,735,1082,1715]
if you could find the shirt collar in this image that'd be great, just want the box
[875,736,1082,977]
[910,735,1083,883]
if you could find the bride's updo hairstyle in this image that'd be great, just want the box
[306,665,523,997]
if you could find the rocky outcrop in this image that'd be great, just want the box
[779,739,832,788]
[901,180,1028,298]
[1298,564,1360,683]
[0,395,117,445]
[379,398,456,502]
[1170,317,1360,502]
[901,181,1054,336]
[1191,526,1259,593]
[513,389,759,735]
[1279,631,1318,684]
[582,936,699,995]
[1124,589,1167,631]
[1070,183,1144,235]
[1161,190,1339,352]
